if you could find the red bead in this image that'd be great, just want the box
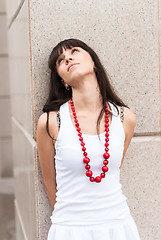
[95,176,102,183]
[76,127,81,132]
[78,133,82,137]
[83,157,90,163]
[105,123,109,128]
[105,148,109,152]
[71,106,75,110]
[73,112,76,116]
[105,107,108,111]
[102,166,108,172]
[101,173,105,178]
[103,152,110,159]
[79,137,83,141]
[75,123,79,127]
[83,152,87,156]
[105,119,109,123]
[81,142,85,146]
[82,147,86,151]
[103,160,109,165]
[105,137,109,142]
[105,142,109,147]
[105,132,109,137]
[90,177,95,182]
[85,164,90,170]
[74,119,78,123]
[86,170,93,177]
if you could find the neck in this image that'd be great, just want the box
[71,75,103,112]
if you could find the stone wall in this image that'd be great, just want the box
[6,0,161,239]
[0,0,12,177]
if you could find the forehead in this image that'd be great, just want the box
[58,46,82,56]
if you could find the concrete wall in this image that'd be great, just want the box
[6,0,37,239]
[6,0,161,239]
[0,0,13,177]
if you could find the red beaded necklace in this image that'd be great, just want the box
[70,98,110,183]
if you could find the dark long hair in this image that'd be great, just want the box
[43,38,128,140]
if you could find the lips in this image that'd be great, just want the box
[67,63,79,72]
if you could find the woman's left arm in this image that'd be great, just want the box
[120,107,136,167]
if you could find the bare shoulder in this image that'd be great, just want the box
[37,111,57,129]
[123,107,136,127]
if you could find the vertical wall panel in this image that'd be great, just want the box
[29,1,160,239]
[6,0,38,239]
[0,0,13,177]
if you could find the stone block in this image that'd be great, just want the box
[0,0,6,12]
[0,98,12,136]
[0,15,8,54]
[12,119,37,240]
[29,0,160,136]
[0,57,10,96]
[7,0,32,136]
[121,136,161,240]
[0,137,13,177]
[6,0,24,26]
[0,192,15,240]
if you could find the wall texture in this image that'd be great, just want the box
[6,0,37,239]
[0,0,13,177]
[6,0,161,239]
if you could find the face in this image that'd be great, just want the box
[56,47,95,86]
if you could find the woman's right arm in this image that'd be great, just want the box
[36,112,58,208]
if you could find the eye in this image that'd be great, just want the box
[71,48,78,53]
[57,58,64,64]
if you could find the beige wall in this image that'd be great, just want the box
[6,0,37,239]
[6,0,161,239]
[0,0,13,177]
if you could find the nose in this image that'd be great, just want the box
[65,57,72,65]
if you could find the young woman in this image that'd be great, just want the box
[36,38,141,239]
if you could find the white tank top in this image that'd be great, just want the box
[50,101,131,225]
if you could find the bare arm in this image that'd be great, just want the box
[36,112,58,208]
[120,107,136,167]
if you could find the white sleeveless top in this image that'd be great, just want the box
[50,101,131,225]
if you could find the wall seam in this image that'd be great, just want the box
[1,136,12,140]
[157,0,161,127]
[134,132,161,137]
[14,199,28,240]
[157,0,161,157]
[0,12,6,15]
[7,0,25,29]
[0,95,10,99]
[27,0,40,239]
[0,54,8,57]
[11,116,36,147]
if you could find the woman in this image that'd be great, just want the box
[36,38,141,239]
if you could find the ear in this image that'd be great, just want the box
[61,79,70,90]
[93,66,97,73]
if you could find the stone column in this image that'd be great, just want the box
[0,0,12,177]
[6,0,37,239]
